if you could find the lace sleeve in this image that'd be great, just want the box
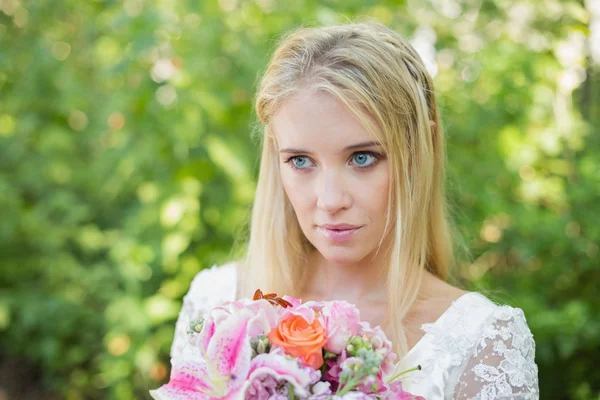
[170,263,238,358]
[453,306,539,400]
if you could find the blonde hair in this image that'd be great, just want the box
[239,19,454,357]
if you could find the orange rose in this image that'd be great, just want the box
[268,315,327,369]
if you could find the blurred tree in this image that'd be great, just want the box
[0,0,598,399]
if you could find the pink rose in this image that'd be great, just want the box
[279,300,324,323]
[321,301,362,354]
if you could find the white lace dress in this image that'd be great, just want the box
[171,264,539,400]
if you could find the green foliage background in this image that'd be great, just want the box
[1,0,598,399]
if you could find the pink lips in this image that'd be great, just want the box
[318,224,362,243]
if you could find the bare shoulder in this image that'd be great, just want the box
[411,273,469,322]
[427,272,469,301]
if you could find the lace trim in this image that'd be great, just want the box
[452,306,539,400]
[170,264,237,357]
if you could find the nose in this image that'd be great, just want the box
[316,169,352,213]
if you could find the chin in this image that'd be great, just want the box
[314,244,368,265]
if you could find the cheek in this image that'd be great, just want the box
[375,172,390,209]
[355,169,390,215]
[280,169,313,214]
[355,173,389,230]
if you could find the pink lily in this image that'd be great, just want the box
[207,299,280,340]
[149,350,212,400]
[151,309,254,399]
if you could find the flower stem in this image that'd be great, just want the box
[336,373,364,396]
[387,365,421,383]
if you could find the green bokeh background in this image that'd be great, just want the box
[1,0,599,399]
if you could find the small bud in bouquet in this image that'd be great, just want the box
[250,334,272,358]
[186,317,204,334]
[330,339,385,395]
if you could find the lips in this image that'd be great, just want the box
[320,224,360,230]
[318,224,362,243]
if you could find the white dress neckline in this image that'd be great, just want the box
[227,264,479,365]
[397,291,479,364]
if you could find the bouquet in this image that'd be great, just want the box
[151,290,424,399]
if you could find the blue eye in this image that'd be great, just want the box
[351,152,377,167]
[291,156,313,169]
[285,152,380,171]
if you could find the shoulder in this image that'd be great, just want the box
[451,293,539,398]
[170,261,239,357]
[184,261,239,309]
[468,293,537,359]
[443,292,535,344]
[461,292,534,337]
[423,292,536,363]
[422,292,538,397]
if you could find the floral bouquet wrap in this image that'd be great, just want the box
[151,290,423,400]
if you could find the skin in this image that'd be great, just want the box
[269,88,467,351]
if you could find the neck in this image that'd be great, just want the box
[303,247,390,303]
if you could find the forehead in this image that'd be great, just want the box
[270,89,380,149]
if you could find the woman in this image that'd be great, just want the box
[171,20,539,399]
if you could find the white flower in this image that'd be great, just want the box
[312,381,331,395]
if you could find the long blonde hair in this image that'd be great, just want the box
[239,19,453,357]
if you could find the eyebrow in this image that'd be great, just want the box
[279,141,382,154]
